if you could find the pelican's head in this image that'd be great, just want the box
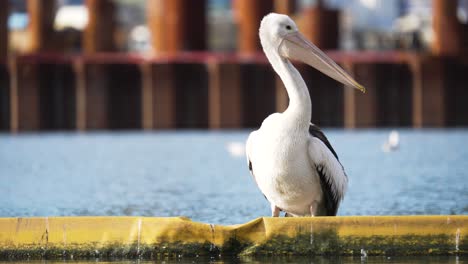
[260,13,365,93]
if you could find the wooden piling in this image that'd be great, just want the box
[0,1,8,130]
[208,61,242,129]
[74,60,87,131]
[375,63,413,127]
[410,56,445,127]
[160,0,185,53]
[77,63,109,130]
[145,62,209,129]
[274,0,296,15]
[300,4,339,50]
[241,63,276,127]
[445,58,468,126]
[84,0,116,53]
[299,65,344,126]
[0,0,7,61]
[10,56,77,131]
[37,63,76,130]
[147,0,206,54]
[27,0,56,52]
[343,63,378,128]
[235,0,273,54]
[174,63,209,128]
[11,61,40,131]
[147,0,167,53]
[107,64,142,129]
[83,63,109,130]
[183,1,207,51]
[432,0,461,56]
[79,59,143,130]
[150,63,176,129]
[141,63,154,130]
[0,65,9,131]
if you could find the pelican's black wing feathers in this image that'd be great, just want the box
[309,123,344,216]
[309,124,339,160]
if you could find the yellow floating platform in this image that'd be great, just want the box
[0,216,466,259]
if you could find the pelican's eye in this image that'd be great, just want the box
[285,25,292,30]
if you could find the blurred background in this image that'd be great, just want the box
[0,1,468,224]
[0,0,467,131]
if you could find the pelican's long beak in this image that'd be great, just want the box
[279,32,365,93]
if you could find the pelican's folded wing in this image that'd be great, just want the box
[246,131,268,201]
[308,125,348,216]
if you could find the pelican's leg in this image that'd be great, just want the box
[271,204,280,217]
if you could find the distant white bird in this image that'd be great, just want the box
[246,14,365,217]
[382,130,400,152]
[226,141,246,158]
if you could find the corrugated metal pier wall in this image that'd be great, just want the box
[0,52,467,132]
[1,0,467,131]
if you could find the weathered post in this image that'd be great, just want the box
[410,56,446,127]
[150,63,177,129]
[233,1,274,128]
[147,0,167,53]
[11,59,40,131]
[146,0,207,129]
[208,60,243,129]
[74,59,87,131]
[147,0,206,53]
[343,62,378,128]
[81,0,115,130]
[300,0,339,50]
[27,0,56,52]
[81,61,109,130]
[0,1,7,61]
[180,0,206,51]
[241,63,276,127]
[235,0,273,54]
[140,62,153,130]
[274,0,296,15]
[445,58,468,126]
[79,59,143,130]
[432,0,461,56]
[83,0,116,53]
[0,1,8,130]
[10,0,56,131]
[81,0,132,130]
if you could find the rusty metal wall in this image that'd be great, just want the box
[0,65,9,131]
[2,52,468,132]
[37,63,76,130]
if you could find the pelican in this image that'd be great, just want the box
[246,13,365,217]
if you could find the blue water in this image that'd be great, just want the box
[0,129,467,225]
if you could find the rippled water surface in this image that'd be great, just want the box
[1,129,467,224]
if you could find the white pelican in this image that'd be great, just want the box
[246,13,365,217]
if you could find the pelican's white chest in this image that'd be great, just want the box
[250,114,322,215]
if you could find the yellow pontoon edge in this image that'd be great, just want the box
[0,215,466,259]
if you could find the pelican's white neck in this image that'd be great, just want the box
[264,44,311,125]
